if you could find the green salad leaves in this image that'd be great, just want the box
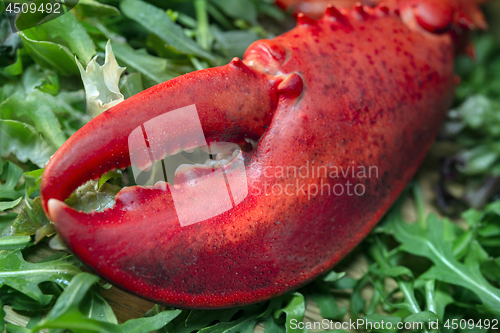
[1,0,500,332]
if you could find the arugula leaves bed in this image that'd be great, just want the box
[1,1,500,332]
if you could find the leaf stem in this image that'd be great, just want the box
[366,281,382,315]
[0,236,31,250]
[195,0,210,51]
[189,56,206,71]
[371,238,432,333]
[207,3,234,30]
[412,179,426,229]
[424,280,437,314]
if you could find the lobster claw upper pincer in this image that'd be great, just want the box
[41,59,284,217]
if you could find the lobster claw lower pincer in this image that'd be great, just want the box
[41,0,484,308]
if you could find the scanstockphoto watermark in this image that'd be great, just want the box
[289,318,439,331]
[248,162,379,199]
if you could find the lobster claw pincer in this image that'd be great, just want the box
[41,2,481,308]
[41,59,306,308]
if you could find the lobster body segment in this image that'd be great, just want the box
[41,2,479,308]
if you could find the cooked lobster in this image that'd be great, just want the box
[40,0,485,308]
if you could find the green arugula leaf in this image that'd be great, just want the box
[108,41,181,86]
[2,197,50,237]
[456,143,500,176]
[0,197,22,212]
[33,273,181,333]
[0,235,30,250]
[32,89,87,137]
[321,270,346,282]
[363,314,402,332]
[454,95,500,138]
[208,0,257,24]
[307,271,347,321]
[145,33,193,59]
[97,170,122,189]
[36,273,116,326]
[22,65,59,96]
[212,27,259,59]
[310,291,347,321]
[274,292,306,333]
[198,309,261,333]
[169,308,240,333]
[390,214,500,315]
[75,0,121,18]
[2,287,54,314]
[18,32,79,75]
[0,161,23,200]
[5,324,31,333]
[0,49,23,78]
[0,87,67,149]
[118,311,182,333]
[0,250,81,306]
[20,12,95,64]
[119,72,144,99]
[24,168,44,198]
[120,0,216,62]
[168,294,305,333]
[350,274,368,319]
[430,281,454,320]
[262,315,285,333]
[455,34,500,102]
[0,120,55,168]
[194,0,212,51]
[3,1,500,332]
[0,213,17,234]
[65,181,119,213]
[369,236,424,316]
[403,311,439,324]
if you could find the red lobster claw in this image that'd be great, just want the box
[41,1,483,308]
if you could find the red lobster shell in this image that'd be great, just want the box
[40,0,485,308]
